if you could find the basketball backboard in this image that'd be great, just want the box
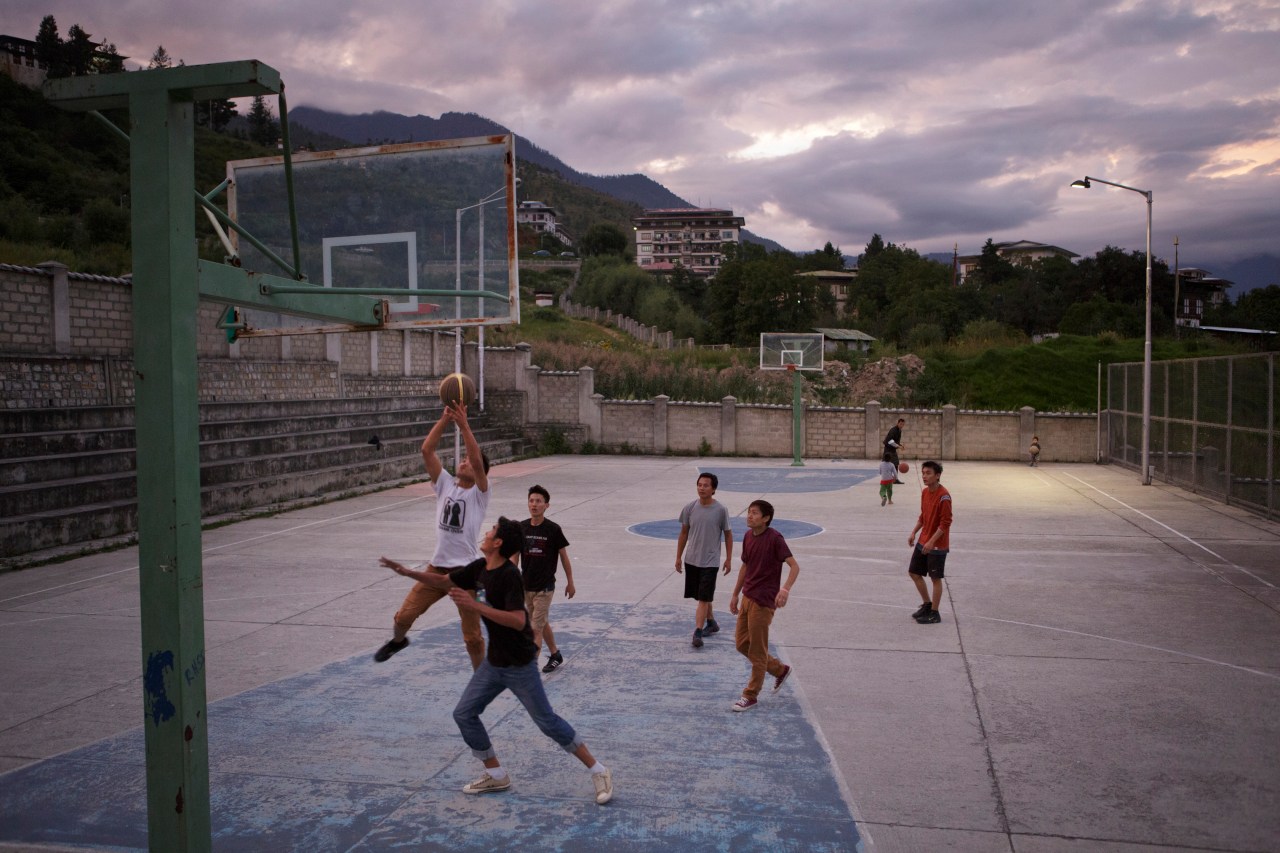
[760,332,824,372]
[226,135,518,335]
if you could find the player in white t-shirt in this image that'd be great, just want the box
[375,402,491,667]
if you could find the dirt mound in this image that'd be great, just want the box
[845,355,925,405]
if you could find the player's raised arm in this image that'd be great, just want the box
[421,407,453,483]
[452,402,489,493]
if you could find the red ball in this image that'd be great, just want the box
[898,461,909,475]
[439,372,476,408]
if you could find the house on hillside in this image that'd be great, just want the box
[955,240,1078,284]
[1,33,124,88]
[1,35,47,88]
[796,269,858,315]
[516,200,574,247]
[1175,268,1232,328]
[633,208,745,277]
[815,327,875,353]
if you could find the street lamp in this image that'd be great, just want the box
[1071,175,1154,485]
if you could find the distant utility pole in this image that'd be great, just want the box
[1173,236,1181,339]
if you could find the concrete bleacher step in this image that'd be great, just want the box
[0,397,527,561]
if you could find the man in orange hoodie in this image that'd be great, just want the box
[908,460,953,624]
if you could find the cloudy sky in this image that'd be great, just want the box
[9,1,1280,281]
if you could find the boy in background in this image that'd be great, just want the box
[908,460,953,624]
[520,485,575,673]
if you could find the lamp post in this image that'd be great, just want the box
[1173,236,1181,340]
[1071,175,1154,485]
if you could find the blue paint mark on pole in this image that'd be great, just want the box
[144,650,176,727]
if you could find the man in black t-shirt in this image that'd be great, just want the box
[380,517,613,805]
[884,417,906,484]
[521,485,575,673]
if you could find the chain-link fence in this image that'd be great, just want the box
[1106,352,1277,519]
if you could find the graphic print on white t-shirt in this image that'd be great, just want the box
[441,497,467,531]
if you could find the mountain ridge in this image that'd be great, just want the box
[287,105,785,253]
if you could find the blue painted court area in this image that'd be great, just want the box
[701,467,878,494]
[629,517,823,542]
[0,603,862,852]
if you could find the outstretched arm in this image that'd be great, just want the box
[452,402,489,493]
[420,408,454,483]
[380,556,453,589]
[448,587,526,629]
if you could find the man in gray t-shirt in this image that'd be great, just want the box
[675,472,733,648]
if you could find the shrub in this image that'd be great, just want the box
[537,428,572,455]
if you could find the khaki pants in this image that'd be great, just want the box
[394,567,484,669]
[734,597,786,699]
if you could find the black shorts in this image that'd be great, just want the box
[683,565,719,602]
[908,545,948,579]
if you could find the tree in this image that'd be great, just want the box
[862,233,885,261]
[968,238,1019,289]
[1231,285,1280,334]
[246,95,280,147]
[148,45,173,70]
[196,98,238,132]
[798,241,846,272]
[92,42,125,74]
[64,25,96,76]
[35,15,68,79]
[578,222,630,258]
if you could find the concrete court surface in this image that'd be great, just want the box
[0,455,1278,852]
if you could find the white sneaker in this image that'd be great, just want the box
[593,768,613,804]
[462,772,511,794]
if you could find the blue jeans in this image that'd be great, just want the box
[453,659,582,760]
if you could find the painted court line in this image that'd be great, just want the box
[811,595,1280,683]
[0,496,431,607]
[1059,471,1275,588]
[0,603,865,851]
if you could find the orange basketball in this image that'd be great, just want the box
[439,372,476,408]
[898,461,909,475]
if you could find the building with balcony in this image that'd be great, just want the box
[1174,268,1232,328]
[633,208,745,276]
[516,200,574,247]
[796,269,859,315]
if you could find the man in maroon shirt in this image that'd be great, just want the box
[728,499,800,712]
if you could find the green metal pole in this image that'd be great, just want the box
[792,368,804,467]
[130,87,211,852]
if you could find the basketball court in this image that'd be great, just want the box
[2,456,1278,852]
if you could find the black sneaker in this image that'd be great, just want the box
[542,651,563,673]
[915,610,941,624]
[911,602,931,619]
[704,619,720,635]
[692,629,704,648]
[374,638,409,662]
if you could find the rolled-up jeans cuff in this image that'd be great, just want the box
[560,736,584,755]
[469,745,497,761]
